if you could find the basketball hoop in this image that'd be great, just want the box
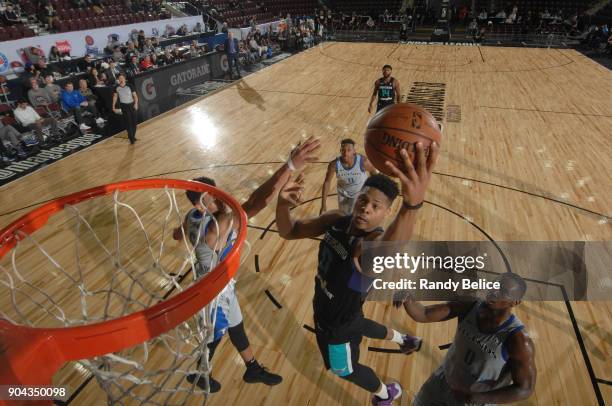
[0,179,247,404]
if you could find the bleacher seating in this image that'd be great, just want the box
[326,0,402,17]
[0,0,168,38]
[206,0,319,28]
[474,0,592,16]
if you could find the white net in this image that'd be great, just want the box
[0,184,248,405]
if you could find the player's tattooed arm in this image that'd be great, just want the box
[457,331,536,404]
[243,136,320,219]
[378,142,439,242]
[277,174,343,240]
[320,160,335,215]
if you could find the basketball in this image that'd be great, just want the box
[364,103,442,177]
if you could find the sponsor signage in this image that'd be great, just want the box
[0,133,105,185]
[135,52,225,111]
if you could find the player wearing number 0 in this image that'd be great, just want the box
[395,273,536,405]
[368,64,401,114]
[174,137,321,393]
[320,138,377,216]
[276,142,438,405]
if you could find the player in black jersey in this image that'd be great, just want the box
[368,64,401,113]
[276,142,439,405]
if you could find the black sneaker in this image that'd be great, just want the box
[243,363,282,386]
[186,373,221,393]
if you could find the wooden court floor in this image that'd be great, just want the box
[0,42,611,405]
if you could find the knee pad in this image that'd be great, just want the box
[228,321,250,352]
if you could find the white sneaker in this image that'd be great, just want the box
[95,117,106,125]
[79,123,91,130]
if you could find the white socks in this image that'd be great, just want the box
[374,382,389,399]
[391,329,405,345]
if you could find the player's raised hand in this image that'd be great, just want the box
[289,136,321,171]
[278,173,305,207]
[384,142,439,207]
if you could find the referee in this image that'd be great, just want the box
[112,73,139,144]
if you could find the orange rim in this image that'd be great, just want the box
[0,179,247,388]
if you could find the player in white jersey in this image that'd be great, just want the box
[396,273,536,405]
[173,136,320,393]
[320,138,377,215]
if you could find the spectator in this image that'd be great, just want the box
[249,34,268,57]
[25,47,43,65]
[97,72,108,87]
[142,38,154,55]
[2,3,21,26]
[44,75,62,103]
[60,82,103,130]
[193,22,203,33]
[383,9,390,22]
[177,24,189,36]
[78,55,94,73]
[104,60,120,84]
[160,48,173,66]
[189,42,202,58]
[301,27,313,48]
[137,30,146,49]
[0,121,28,158]
[48,46,63,63]
[88,68,100,87]
[140,55,154,70]
[36,59,60,78]
[221,22,229,34]
[164,24,176,37]
[125,41,139,60]
[40,1,57,28]
[151,36,160,51]
[468,19,479,36]
[13,100,59,145]
[478,9,488,21]
[28,79,53,108]
[79,79,97,104]
[150,53,159,67]
[225,31,242,80]
[111,46,124,63]
[125,55,141,80]
[112,73,139,144]
[170,48,183,63]
[20,63,37,94]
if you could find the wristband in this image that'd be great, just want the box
[287,157,296,171]
[402,201,423,210]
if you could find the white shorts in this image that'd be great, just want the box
[199,279,243,343]
[337,195,356,215]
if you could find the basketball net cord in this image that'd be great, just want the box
[0,186,250,405]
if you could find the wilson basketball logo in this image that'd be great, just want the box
[381,132,413,150]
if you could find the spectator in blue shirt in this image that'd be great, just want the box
[61,82,105,131]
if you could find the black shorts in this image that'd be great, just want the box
[376,100,395,112]
[314,316,363,377]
